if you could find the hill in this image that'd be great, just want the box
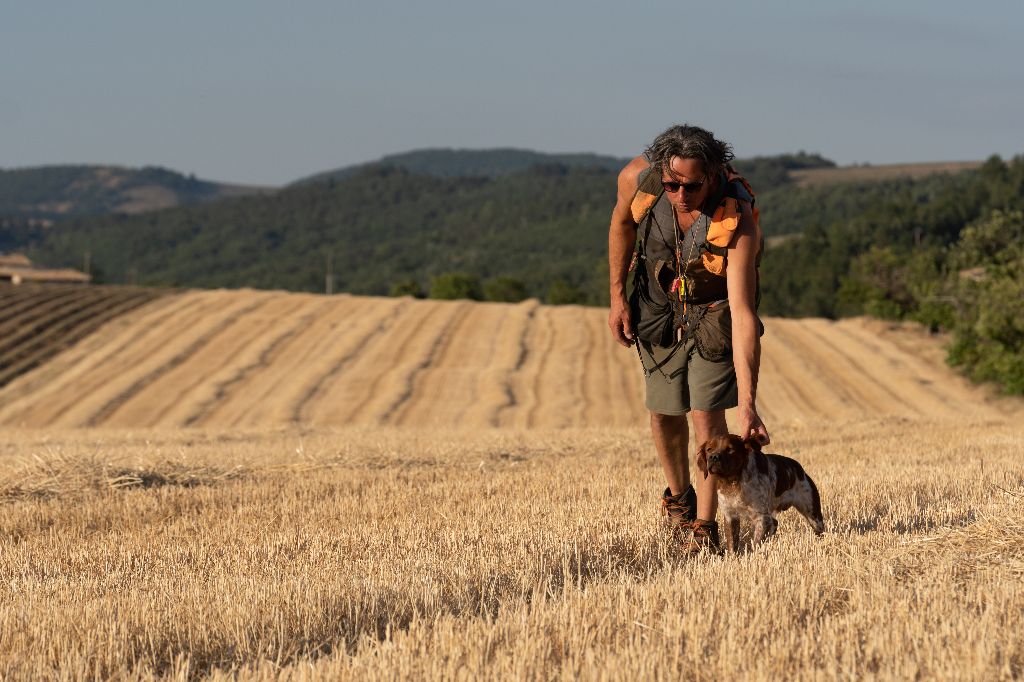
[790,160,982,187]
[23,153,1003,306]
[291,148,631,185]
[0,289,1015,429]
[0,164,274,223]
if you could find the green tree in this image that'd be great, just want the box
[946,210,1024,394]
[430,272,482,300]
[390,279,425,298]
[546,279,587,305]
[483,276,528,302]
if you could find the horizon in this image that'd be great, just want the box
[0,146,1001,188]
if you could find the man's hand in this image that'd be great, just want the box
[737,404,770,445]
[608,296,634,347]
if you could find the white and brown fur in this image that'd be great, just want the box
[696,434,824,552]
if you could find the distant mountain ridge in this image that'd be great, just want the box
[290,148,631,186]
[5,150,977,227]
[0,165,273,223]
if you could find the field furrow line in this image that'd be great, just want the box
[82,295,273,427]
[829,319,998,418]
[795,319,921,417]
[522,307,558,428]
[220,296,407,427]
[451,301,536,428]
[0,285,84,320]
[262,296,425,425]
[307,299,456,425]
[756,353,805,426]
[182,297,334,427]
[528,306,589,429]
[490,300,539,427]
[0,288,111,360]
[758,319,869,420]
[287,298,411,425]
[307,300,450,426]
[580,307,642,427]
[379,301,473,426]
[617,337,648,425]
[108,294,321,428]
[573,307,599,426]
[602,310,643,427]
[202,296,383,427]
[391,302,510,427]
[0,290,158,386]
[0,293,200,426]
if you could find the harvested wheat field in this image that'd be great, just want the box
[0,290,1022,680]
[0,289,1014,430]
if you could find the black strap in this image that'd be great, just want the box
[635,338,685,381]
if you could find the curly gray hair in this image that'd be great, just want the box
[645,124,734,180]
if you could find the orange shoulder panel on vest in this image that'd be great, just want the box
[629,165,664,224]
[631,191,659,224]
[702,197,742,275]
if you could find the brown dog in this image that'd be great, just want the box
[696,434,824,552]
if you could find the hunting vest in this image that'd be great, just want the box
[628,164,762,351]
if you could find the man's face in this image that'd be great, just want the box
[661,156,711,213]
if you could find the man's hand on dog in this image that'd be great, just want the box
[738,405,770,445]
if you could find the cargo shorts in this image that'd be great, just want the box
[638,338,737,415]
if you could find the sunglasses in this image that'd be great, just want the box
[662,177,706,194]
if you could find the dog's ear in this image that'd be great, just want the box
[743,436,763,453]
[696,443,709,480]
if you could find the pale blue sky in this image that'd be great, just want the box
[2,1,1021,185]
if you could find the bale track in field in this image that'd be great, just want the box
[0,289,1015,429]
[0,283,173,390]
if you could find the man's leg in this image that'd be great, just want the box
[690,409,729,522]
[650,411,689,494]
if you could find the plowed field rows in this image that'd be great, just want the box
[0,283,172,390]
[0,289,1013,429]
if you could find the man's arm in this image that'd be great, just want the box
[726,202,770,443]
[607,156,648,347]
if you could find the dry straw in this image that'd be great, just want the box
[0,422,1021,680]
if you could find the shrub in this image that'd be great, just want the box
[429,273,482,301]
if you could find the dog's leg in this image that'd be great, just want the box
[752,514,775,546]
[723,516,741,553]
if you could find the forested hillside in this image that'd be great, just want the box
[23,151,834,299]
[291,148,629,184]
[0,165,271,222]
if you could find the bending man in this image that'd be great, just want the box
[607,124,769,553]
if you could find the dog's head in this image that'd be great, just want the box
[696,434,762,481]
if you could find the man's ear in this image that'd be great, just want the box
[696,444,709,480]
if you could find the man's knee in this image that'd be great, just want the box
[650,411,687,427]
[690,409,728,440]
[650,411,687,437]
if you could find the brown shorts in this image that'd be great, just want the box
[638,338,737,415]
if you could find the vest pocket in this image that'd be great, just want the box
[692,301,733,362]
[629,265,676,348]
[691,301,765,362]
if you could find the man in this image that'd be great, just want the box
[607,124,769,553]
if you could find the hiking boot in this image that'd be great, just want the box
[661,486,697,539]
[685,519,723,556]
